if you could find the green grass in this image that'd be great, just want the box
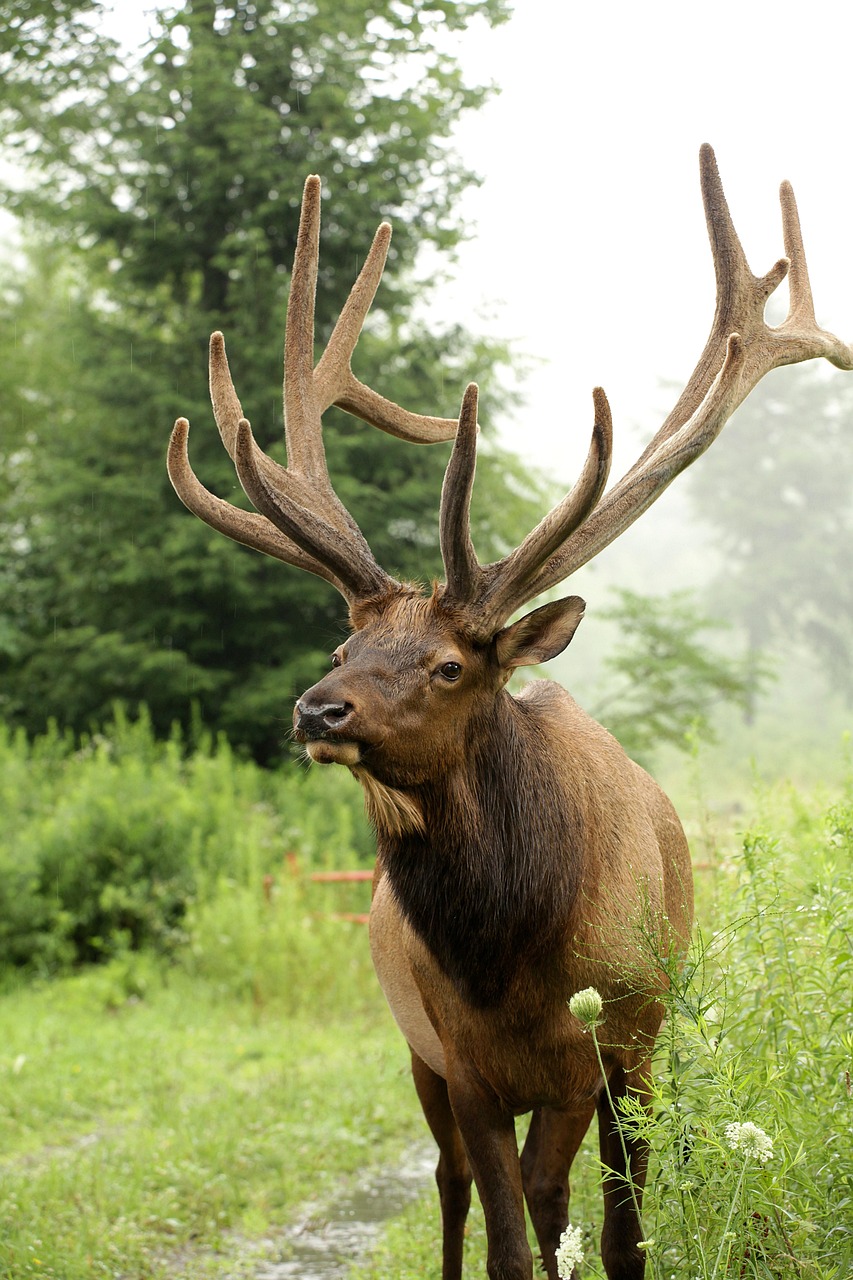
[0,962,422,1279]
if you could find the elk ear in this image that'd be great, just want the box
[494,596,586,670]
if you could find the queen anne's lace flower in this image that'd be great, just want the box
[568,987,603,1028]
[725,1120,774,1162]
[555,1223,585,1277]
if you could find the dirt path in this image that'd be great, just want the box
[236,1141,436,1279]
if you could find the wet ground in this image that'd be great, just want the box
[253,1142,436,1278]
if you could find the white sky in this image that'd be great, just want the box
[436,0,853,477]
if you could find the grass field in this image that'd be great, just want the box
[1,716,852,1279]
[0,959,424,1278]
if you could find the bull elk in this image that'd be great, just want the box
[168,146,853,1280]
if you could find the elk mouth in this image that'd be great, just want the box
[303,737,363,767]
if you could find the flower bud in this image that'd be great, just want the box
[569,986,604,1028]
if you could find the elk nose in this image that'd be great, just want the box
[294,697,354,738]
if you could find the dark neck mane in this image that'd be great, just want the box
[375,694,583,1008]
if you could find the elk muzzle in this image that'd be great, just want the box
[293,688,362,766]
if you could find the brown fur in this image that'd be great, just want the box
[352,767,426,838]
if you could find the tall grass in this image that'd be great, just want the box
[0,706,377,1009]
[561,786,853,1280]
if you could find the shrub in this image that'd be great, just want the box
[182,869,376,1016]
[0,706,372,978]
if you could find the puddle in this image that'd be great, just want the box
[253,1142,436,1278]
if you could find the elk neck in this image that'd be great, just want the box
[363,685,586,1009]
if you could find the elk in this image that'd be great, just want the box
[168,146,853,1280]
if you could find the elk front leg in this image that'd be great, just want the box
[411,1050,472,1280]
[596,1064,652,1280]
[445,1060,532,1280]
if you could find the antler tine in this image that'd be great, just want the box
[440,383,482,603]
[440,386,612,632]
[167,418,348,592]
[777,180,853,371]
[284,174,326,479]
[779,180,816,328]
[312,219,391,414]
[208,330,308,502]
[313,221,459,443]
[473,389,612,633]
[208,329,244,458]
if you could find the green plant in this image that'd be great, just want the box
[0,706,373,977]
[593,589,766,767]
[603,802,853,1280]
[182,869,376,1016]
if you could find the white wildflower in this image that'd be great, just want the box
[725,1120,774,1162]
[555,1223,585,1277]
[568,987,603,1029]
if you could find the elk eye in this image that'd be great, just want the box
[439,661,463,681]
[330,652,342,668]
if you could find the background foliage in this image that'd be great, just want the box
[0,706,372,979]
[591,588,760,768]
[0,0,547,760]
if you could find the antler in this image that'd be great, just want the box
[440,144,853,638]
[168,175,461,604]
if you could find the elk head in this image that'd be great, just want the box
[168,148,853,798]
